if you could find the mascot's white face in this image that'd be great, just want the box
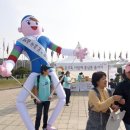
[18,15,44,36]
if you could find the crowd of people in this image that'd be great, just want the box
[32,63,130,130]
[33,62,130,130]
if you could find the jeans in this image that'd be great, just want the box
[64,88,71,104]
[35,101,50,130]
[125,123,130,130]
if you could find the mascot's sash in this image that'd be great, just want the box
[18,37,47,61]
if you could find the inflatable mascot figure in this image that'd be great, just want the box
[0,15,87,130]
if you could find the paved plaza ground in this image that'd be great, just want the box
[0,88,126,130]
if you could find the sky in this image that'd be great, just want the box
[0,0,130,61]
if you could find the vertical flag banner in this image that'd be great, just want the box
[104,51,106,59]
[51,50,54,63]
[98,51,100,59]
[76,41,81,49]
[119,51,122,59]
[114,52,116,60]
[93,51,95,57]
[51,50,54,58]
[109,52,111,60]
[126,52,128,59]
[3,40,5,51]
[2,39,5,61]
[6,43,9,54]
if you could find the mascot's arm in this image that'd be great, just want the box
[0,42,23,77]
[38,36,87,61]
[38,36,75,56]
[7,44,23,71]
[48,41,75,56]
[48,41,87,61]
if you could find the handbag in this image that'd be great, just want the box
[106,110,126,130]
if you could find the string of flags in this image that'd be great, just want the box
[2,40,10,54]
[1,40,17,56]
[92,51,129,60]
[1,39,129,60]
[50,50,129,61]
[50,50,64,62]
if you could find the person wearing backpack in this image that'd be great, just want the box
[86,71,124,130]
[34,65,52,130]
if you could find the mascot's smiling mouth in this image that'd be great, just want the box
[31,26,37,30]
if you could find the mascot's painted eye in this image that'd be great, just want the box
[27,20,31,25]
[36,22,38,25]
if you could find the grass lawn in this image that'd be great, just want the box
[0,78,27,90]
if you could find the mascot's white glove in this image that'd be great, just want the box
[0,62,12,77]
[74,48,88,62]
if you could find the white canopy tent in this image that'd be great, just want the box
[55,43,108,75]
[55,54,108,78]
[115,58,128,68]
[55,55,109,91]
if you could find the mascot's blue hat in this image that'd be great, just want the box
[21,15,33,22]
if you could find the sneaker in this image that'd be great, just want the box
[66,104,69,106]
[47,125,57,130]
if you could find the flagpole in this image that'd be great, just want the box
[51,51,54,63]
[107,61,110,88]
[13,40,17,69]
[104,51,106,60]
[6,43,9,55]
[2,38,5,62]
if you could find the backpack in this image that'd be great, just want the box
[37,75,40,91]
[59,75,64,85]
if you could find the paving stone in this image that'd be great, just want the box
[0,89,126,130]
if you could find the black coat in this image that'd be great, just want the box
[113,79,130,124]
[59,75,64,85]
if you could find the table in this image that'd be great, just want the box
[71,81,93,91]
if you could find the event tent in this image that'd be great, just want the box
[55,54,110,91]
[55,54,108,77]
